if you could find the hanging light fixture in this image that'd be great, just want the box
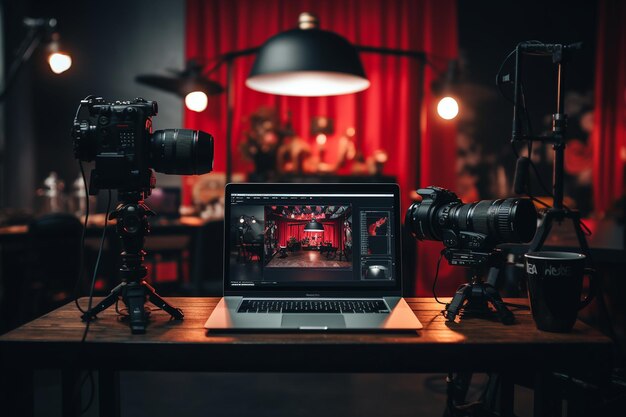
[245,13,370,96]
[304,218,325,232]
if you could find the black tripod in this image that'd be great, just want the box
[512,42,590,256]
[443,249,515,325]
[81,191,184,334]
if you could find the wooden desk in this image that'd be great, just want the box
[0,298,613,417]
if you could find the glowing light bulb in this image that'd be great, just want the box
[184,91,208,112]
[437,96,459,120]
[48,52,72,74]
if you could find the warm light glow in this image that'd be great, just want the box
[437,96,459,120]
[184,91,208,112]
[48,52,72,74]
[315,134,327,145]
[239,217,245,223]
[246,71,370,97]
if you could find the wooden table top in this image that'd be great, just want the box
[0,297,612,376]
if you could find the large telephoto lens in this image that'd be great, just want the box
[448,198,537,243]
[405,187,537,246]
[150,129,214,175]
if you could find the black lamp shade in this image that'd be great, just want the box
[304,219,325,232]
[246,28,370,96]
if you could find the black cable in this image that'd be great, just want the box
[432,250,447,305]
[72,97,95,314]
[81,371,95,415]
[503,301,530,310]
[75,190,110,416]
[530,195,551,209]
[73,370,95,415]
[495,49,516,104]
[73,160,90,314]
[81,189,111,342]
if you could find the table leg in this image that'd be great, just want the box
[534,372,562,417]
[99,369,120,417]
[0,368,33,417]
[61,369,82,417]
[499,373,515,417]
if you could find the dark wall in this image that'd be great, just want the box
[2,0,185,210]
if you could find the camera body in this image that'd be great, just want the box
[405,186,537,254]
[72,96,214,196]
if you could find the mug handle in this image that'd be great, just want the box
[579,267,597,310]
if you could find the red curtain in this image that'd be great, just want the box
[322,219,343,249]
[276,219,303,246]
[185,0,459,295]
[593,0,626,215]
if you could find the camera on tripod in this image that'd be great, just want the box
[405,186,538,323]
[72,96,214,196]
[72,96,215,334]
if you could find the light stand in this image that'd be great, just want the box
[221,48,259,184]
[511,42,590,256]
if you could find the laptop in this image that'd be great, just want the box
[205,183,422,331]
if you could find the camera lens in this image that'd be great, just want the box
[406,188,537,247]
[452,198,537,243]
[150,129,214,175]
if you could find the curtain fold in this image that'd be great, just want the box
[185,0,459,294]
[592,0,626,215]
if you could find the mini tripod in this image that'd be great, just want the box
[443,248,514,325]
[80,191,184,334]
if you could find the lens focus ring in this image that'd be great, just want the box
[497,199,515,240]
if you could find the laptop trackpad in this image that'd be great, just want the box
[281,314,346,329]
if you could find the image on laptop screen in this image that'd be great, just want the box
[226,189,398,290]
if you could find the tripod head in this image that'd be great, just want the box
[109,190,155,284]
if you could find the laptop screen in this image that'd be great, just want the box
[224,183,401,295]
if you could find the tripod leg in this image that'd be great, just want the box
[123,282,149,334]
[445,284,473,322]
[80,283,124,321]
[529,210,554,252]
[483,284,515,325]
[571,213,591,257]
[143,281,184,320]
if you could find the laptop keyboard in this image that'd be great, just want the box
[237,299,390,314]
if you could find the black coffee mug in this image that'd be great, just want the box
[524,251,596,332]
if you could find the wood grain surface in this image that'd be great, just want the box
[0,298,613,377]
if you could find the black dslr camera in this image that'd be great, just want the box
[72,96,214,195]
[405,186,538,324]
[405,186,537,266]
